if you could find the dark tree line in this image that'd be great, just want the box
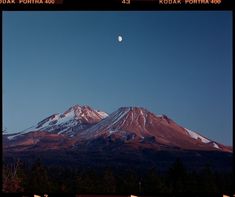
[2,158,233,195]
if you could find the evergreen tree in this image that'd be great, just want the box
[27,159,51,193]
[166,158,188,193]
[76,169,100,193]
[142,168,165,194]
[185,170,200,193]
[2,159,26,192]
[198,163,218,193]
[119,169,139,194]
[215,172,233,194]
[103,168,116,193]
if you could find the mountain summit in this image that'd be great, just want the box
[4,104,231,153]
[6,104,108,139]
[79,106,231,152]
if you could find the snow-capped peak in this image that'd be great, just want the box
[81,106,155,139]
[95,110,109,118]
[64,104,108,122]
[13,104,108,138]
[4,105,231,153]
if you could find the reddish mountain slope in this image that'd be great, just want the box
[3,105,232,153]
[79,107,231,152]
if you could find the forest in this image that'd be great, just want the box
[2,158,233,195]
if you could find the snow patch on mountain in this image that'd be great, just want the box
[4,105,231,153]
[81,107,131,137]
[184,128,211,143]
[96,111,109,118]
[57,110,75,125]
[7,105,108,140]
[212,142,220,149]
[22,110,76,133]
[7,133,22,140]
[111,108,130,127]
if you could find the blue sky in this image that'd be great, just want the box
[3,11,232,145]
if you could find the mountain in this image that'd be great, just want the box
[6,104,108,139]
[4,105,231,152]
[3,104,232,172]
[3,104,109,150]
[78,107,231,152]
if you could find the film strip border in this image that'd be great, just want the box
[0,0,234,11]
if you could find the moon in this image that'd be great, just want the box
[118,35,123,42]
